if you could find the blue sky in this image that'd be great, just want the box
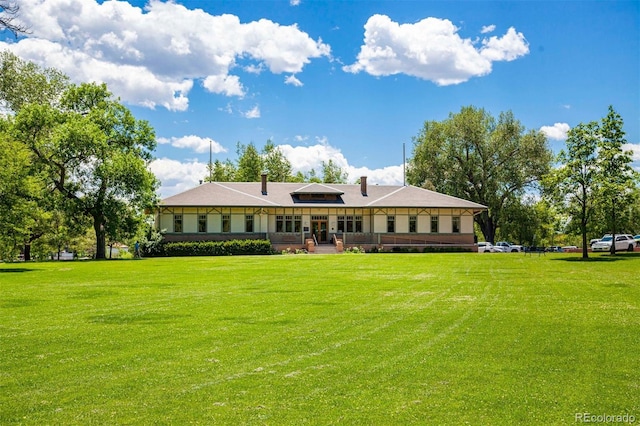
[2,0,638,197]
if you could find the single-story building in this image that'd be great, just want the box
[156,175,487,252]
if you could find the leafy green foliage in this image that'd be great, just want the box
[203,139,349,183]
[0,51,68,111]
[408,106,552,243]
[11,82,158,259]
[146,239,273,257]
[321,159,348,183]
[596,106,639,253]
[548,106,639,258]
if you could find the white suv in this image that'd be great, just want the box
[495,242,524,252]
[591,234,636,252]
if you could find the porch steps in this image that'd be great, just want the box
[313,244,339,254]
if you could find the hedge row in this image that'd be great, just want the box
[144,239,274,257]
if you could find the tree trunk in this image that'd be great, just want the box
[580,200,589,259]
[580,223,588,259]
[93,215,106,259]
[476,213,497,243]
[24,243,31,261]
[611,207,617,255]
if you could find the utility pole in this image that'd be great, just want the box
[209,139,213,181]
[403,142,406,186]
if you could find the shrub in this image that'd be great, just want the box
[344,246,366,254]
[281,247,308,255]
[146,239,273,257]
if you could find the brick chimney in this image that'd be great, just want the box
[261,173,268,195]
[360,176,367,196]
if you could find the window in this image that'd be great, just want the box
[409,216,417,233]
[452,216,461,233]
[387,215,395,233]
[337,215,362,233]
[276,215,301,232]
[198,214,207,233]
[245,215,253,232]
[430,216,439,233]
[174,214,183,233]
[222,214,231,233]
[347,216,354,232]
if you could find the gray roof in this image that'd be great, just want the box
[161,181,487,211]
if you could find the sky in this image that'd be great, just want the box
[1,0,639,198]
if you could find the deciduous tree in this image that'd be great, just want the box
[322,159,348,184]
[235,142,263,182]
[263,140,293,182]
[12,83,158,259]
[597,106,638,254]
[408,106,552,243]
[546,121,600,258]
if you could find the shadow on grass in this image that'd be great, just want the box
[552,252,639,262]
[2,298,42,308]
[0,268,39,273]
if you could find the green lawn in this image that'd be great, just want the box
[1,253,638,425]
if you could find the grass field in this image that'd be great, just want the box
[1,253,639,425]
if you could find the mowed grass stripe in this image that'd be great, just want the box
[1,253,638,424]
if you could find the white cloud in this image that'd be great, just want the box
[244,64,264,74]
[290,0,301,5]
[540,122,570,141]
[158,136,227,154]
[4,0,330,110]
[150,158,209,198]
[343,15,528,85]
[244,105,261,119]
[481,24,496,34]
[203,74,245,97]
[278,141,404,185]
[623,143,640,162]
[285,75,303,86]
[480,27,530,61]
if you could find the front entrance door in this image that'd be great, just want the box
[312,221,328,243]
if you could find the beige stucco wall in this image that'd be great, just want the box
[158,207,477,237]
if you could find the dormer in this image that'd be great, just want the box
[290,183,345,203]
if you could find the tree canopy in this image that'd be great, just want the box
[407,106,552,244]
[203,140,348,184]
[547,106,638,258]
[0,52,158,259]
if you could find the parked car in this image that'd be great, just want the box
[589,238,601,247]
[634,235,640,247]
[547,246,563,252]
[495,242,524,252]
[477,242,495,253]
[591,234,636,252]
